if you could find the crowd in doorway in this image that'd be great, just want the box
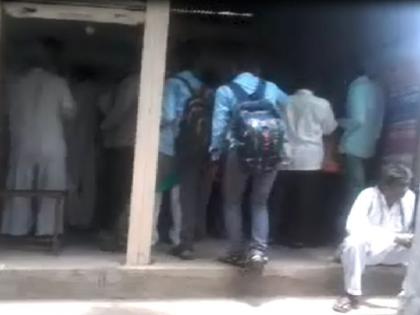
[0,37,417,313]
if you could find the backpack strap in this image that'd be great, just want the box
[250,79,267,100]
[175,75,196,96]
[228,82,249,103]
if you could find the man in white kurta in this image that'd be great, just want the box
[334,163,415,313]
[2,67,76,236]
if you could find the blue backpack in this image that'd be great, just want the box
[229,80,285,173]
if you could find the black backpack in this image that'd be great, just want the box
[230,79,285,174]
[175,76,214,164]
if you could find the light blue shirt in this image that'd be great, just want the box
[210,72,288,160]
[159,70,202,156]
[339,76,385,159]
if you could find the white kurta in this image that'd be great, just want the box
[341,186,415,295]
[67,80,98,228]
[2,68,76,236]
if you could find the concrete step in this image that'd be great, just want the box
[0,242,406,300]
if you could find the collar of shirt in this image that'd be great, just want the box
[295,89,313,96]
[232,72,260,94]
[351,75,370,87]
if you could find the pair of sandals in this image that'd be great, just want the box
[333,295,360,313]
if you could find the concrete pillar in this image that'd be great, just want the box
[400,189,420,314]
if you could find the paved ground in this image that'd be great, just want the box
[0,297,399,315]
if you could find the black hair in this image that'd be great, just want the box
[174,39,202,71]
[40,37,64,55]
[354,59,365,78]
[233,42,261,74]
[380,163,412,188]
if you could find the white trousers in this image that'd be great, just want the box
[152,185,181,246]
[341,234,409,296]
[2,150,66,236]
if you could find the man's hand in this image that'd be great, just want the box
[322,159,341,173]
[395,233,414,248]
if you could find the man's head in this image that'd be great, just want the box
[174,39,201,72]
[70,64,97,82]
[232,42,261,76]
[37,37,65,73]
[379,163,412,204]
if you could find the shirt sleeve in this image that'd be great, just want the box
[321,100,338,135]
[402,189,416,232]
[101,77,138,131]
[210,86,233,160]
[345,82,367,132]
[60,79,76,120]
[160,78,182,128]
[276,87,289,107]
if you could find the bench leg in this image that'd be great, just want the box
[52,197,63,255]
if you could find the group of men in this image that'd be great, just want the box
[1,37,417,313]
[151,40,327,262]
[155,40,418,313]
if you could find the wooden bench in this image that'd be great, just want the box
[0,190,67,254]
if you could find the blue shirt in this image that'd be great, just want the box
[339,76,385,159]
[159,71,202,156]
[210,72,288,160]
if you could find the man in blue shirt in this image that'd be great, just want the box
[210,45,288,267]
[156,41,216,260]
[339,66,385,216]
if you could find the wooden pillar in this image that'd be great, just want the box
[126,0,170,266]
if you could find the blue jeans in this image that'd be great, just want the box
[223,151,277,254]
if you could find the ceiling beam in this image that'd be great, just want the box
[4,1,145,25]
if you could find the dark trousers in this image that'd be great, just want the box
[178,159,213,250]
[272,170,322,245]
[96,147,134,231]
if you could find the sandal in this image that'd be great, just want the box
[333,295,360,313]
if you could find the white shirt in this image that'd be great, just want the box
[101,74,138,148]
[346,186,415,239]
[283,89,337,171]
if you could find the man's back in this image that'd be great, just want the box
[11,67,75,154]
[101,73,139,148]
[283,89,337,171]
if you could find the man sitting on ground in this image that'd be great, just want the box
[333,163,415,313]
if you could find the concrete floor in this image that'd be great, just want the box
[0,298,399,315]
